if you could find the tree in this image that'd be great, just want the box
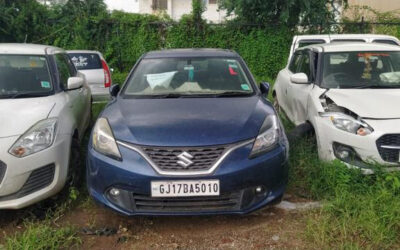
[218,0,346,29]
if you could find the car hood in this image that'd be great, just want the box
[0,97,55,138]
[326,89,400,119]
[103,96,273,147]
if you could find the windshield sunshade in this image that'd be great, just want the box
[123,57,254,97]
[0,55,53,98]
[322,51,400,89]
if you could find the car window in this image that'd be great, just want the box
[68,53,102,70]
[64,54,77,76]
[322,51,400,88]
[298,53,311,80]
[123,57,254,97]
[298,39,325,48]
[55,53,72,89]
[373,39,399,46]
[289,53,302,73]
[0,55,53,98]
[331,39,366,43]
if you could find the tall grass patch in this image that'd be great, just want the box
[288,134,400,248]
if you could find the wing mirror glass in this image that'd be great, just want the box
[67,77,84,90]
[290,73,309,84]
[260,82,270,96]
[110,84,120,97]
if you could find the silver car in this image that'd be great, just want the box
[67,50,111,102]
[0,44,91,209]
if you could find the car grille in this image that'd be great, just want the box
[132,191,243,212]
[142,145,228,172]
[0,164,55,201]
[0,160,6,185]
[376,134,400,163]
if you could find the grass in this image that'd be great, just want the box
[2,222,80,250]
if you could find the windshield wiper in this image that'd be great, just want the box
[340,84,400,89]
[10,92,50,99]
[214,91,253,97]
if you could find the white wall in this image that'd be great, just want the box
[105,0,228,23]
[105,0,139,13]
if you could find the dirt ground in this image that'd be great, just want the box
[0,193,312,249]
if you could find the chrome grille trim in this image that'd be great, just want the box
[117,139,254,176]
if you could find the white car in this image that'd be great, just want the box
[0,44,91,209]
[67,50,112,102]
[273,42,400,172]
[288,34,400,60]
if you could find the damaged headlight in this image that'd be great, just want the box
[320,112,373,136]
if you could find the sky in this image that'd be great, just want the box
[104,0,139,13]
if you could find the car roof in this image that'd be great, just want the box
[0,43,64,55]
[293,34,400,41]
[143,48,239,59]
[299,42,400,53]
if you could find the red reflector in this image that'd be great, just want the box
[102,59,111,88]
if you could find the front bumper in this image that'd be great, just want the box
[315,116,400,171]
[0,134,71,209]
[87,141,288,216]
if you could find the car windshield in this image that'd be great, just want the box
[68,53,102,70]
[0,55,53,99]
[322,51,400,89]
[123,57,254,97]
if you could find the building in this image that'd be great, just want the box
[104,0,228,23]
[341,0,400,20]
[347,0,400,13]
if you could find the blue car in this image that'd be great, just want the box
[87,49,289,216]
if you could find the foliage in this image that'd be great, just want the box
[218,0,346,30]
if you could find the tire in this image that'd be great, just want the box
[269,194,284,206]
[66,138,82,188]
[273,95,281,113]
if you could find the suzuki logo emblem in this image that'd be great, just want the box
[177,151,194,168]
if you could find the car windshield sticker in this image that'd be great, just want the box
[229,64,238,75]
[241,84,250,91]
[71,56,88,67]
[146,71,178,89]
[184,65,194,81]
[41,81,51,88]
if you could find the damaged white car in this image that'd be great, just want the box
[273,42,400,172]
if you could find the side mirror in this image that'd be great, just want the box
[260,82,270,96]
[67,77,84,90]
[290,73,309,84]
[110,84,120,97]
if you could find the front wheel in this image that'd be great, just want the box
[66,138,82,188]
[273,95,281,113]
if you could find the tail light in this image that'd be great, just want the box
[101,59,111,88]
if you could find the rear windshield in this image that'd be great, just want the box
[123,57,254,97]
[68,53,102,70]
[0,55,53,99]
[322,51,400,88]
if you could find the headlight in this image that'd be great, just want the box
[320,112,373,136]
[9,118,57,158]
[92,118,122,160]
[250,115,280,158]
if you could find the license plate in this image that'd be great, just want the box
[151,180,220,197]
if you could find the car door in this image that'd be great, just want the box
[55,53,88,136]
[286,50,315,125]
[276,51,302,121]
